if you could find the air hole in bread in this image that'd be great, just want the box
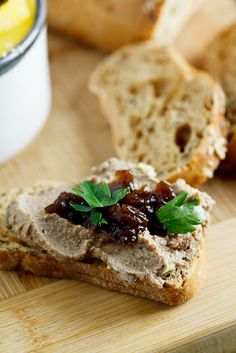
[129,86,138,95]
[146,107,155,119]
[163,282,172,289]
[196,131,203,139]
[130,142,138,152]
[181,94,191,102]
[204,97,214,111]
[159,106,168,116]
[182,257,189,262]
[138,154,145,162]
[136,130,143,139]
[130,116,141,127]
[82,258,105,266]
[162,271,171,278]
[175,124,191,153]
[152,79,168,97]
[148,126,154,134]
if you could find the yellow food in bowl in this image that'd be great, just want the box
[0,0,36,58]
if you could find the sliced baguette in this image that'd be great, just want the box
[47,0,204,52]
[90,43,229,186]
[203,24,236,171]
[0,158,213,305]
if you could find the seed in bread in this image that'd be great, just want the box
[90,42,229,186]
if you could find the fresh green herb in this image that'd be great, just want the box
[90,210,108,225]
[72,204,108,225]
[71,204,93,212]
[72,181,130,208]
[156,192,207,234]
[71,181,130,225]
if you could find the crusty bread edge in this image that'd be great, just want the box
[0,238,207,305]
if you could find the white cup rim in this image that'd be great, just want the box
[0,0,46,75]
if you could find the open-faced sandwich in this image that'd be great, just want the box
[0,159,214,305]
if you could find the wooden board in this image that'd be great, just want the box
[0,218,235,353]
[0,0,236,351]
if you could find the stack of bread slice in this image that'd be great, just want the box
[90,42,229,186]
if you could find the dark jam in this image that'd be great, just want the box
[45,170,176,245]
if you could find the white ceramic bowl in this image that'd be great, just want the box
[0,0,51,164]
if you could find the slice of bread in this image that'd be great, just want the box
[47,0,204,52]
[203,24,236,171]
[0,158,213,305]
[90,43,229,186]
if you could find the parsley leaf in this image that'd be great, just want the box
[72,181,130,208]
[91,210,108,225]
[71,181,130,225]
[156,192,207,234]
[71,204,93,212]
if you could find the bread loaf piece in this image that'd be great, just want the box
[90,42,229,186]
[203,24,236,171]
[0,158,213,305]
[47,0,204,52]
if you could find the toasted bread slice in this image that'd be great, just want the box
[203,24,236,171]
[47,0,204,52]
[90,43,229,187]
[0,159,213,305]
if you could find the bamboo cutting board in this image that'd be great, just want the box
[0,0,236,352]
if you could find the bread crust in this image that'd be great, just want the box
[47,0,202,52]
[0,238,207,305]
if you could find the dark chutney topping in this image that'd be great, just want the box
[45,170,176,245]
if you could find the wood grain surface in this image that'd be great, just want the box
[0,0,236,352]
[0,218,235,353]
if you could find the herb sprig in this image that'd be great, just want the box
[71,181,130,225]
[156,192,207,234]
[71,180,206,234]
